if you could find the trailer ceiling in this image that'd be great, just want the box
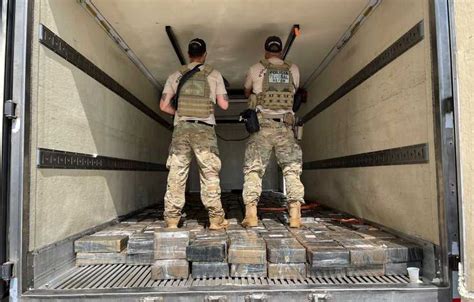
[91,0,369,89]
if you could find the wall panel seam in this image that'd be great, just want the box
[300,20,425,124]
[38,24,172,130]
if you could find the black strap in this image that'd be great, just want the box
[170,64,204,110]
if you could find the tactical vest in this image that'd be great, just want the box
[257,59,295,111]
[177,64,214,118]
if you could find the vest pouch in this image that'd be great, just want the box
[240,109,260,134]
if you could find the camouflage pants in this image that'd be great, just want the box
[243,119,304,206]
[164,122,225,219]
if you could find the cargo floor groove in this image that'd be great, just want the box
[42,264,410,290]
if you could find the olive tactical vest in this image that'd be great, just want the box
[257,59,295,111]
[177,64,214,118]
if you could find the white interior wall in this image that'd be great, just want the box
[300,0,439,244]
[29,0,172,250]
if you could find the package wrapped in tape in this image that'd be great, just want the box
[230,263,267,277]
[74,235,128,253]
[265,238,306,263]
[76,251,127,266]
[127,232,154,254]
[305,243,350,267]
[346,264,385,277]
[151,259,189,280]
[268,263,306,279]
[154,229,190,259]
[384,262,408,275]
[228,236,266,264]
[187,239,227,262]
[126,252,154,265]
[191,262,229,278]
[338,240,387,266]
[306,265,347,278]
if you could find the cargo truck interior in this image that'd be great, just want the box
[13,0,456,300]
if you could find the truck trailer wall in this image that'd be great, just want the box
[452,0,474,294]
[28,0,171,250]
[301,0,439,244]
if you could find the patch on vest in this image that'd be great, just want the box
[182,80,206,97]
[268,70,290,84]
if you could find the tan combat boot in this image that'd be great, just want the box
[241,204,258,228]
[209,216,229,230]
[288,202,301,228]
[165,217,180,229]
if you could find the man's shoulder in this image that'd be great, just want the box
[207,67,223,81]
[250,61,265,70]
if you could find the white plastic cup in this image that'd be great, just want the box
[407,267,420,284]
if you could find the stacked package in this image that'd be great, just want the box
[151,229,190,280]
[228,230,267,277]
[126,221,164,265]
[74,223,134,266]
[187,229,229,278]
[262,219,306,279]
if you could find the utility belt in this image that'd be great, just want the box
[182,120,214,127]
[259,112,295,126]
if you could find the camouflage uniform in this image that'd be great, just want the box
[242,117,304,206]
[164,122,224,219]
[162,62,227,222]
[243,57,304,207]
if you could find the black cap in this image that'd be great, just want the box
[188,38,206,57]
[264,36,283,53]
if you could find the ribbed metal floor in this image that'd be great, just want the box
[42,264,410,290]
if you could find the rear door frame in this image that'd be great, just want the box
[4,0,461,300]
[6,0,32,300]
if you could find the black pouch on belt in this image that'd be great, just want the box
[292,88,307,112]
[240,109,260,133]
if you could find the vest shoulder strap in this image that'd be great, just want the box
[179,65,191,75]
[201,64,214,76]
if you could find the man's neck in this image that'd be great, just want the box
[190,58,205,64]
[265,53,282,60]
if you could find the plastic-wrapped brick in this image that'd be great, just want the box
[127,232,154,254]
[151,260,189,280]
[186,239,227,262]
[126,252,154,265]
[191,262,229,278]
[268,263,306,279]
[74,235,128,253]
[76,251,127,266]
[230,263,267,277]
[154,229,190,260]
[265,238,306,263]
[305,242,350,267]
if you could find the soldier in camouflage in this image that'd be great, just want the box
[159,38,230,230]
[242,36,304,228]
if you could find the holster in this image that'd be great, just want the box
[240,109,260,134]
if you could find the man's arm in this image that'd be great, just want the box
[159,92,176,115]
[244,88,252,98]
[216,94,229,110]
[244,67,253,98]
